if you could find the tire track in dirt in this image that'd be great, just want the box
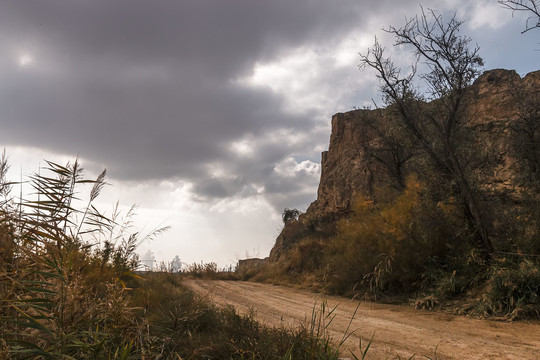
[184,280,540,359]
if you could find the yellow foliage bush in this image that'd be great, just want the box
[327,175,467,295]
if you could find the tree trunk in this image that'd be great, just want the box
[449,152,494,257]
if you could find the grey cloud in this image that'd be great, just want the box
[2,0,357,200]
[1,0,356,172]
[1,0,533,213]
[263,170,321,212]
[0,1,368,77]
[192,177,245,200]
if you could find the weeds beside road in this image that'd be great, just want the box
[0,157,343,359]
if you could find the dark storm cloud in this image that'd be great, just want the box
[0,1,367,176]
[0,0,476,208]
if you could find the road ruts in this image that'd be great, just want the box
[184,279,540,360]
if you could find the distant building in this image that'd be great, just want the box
[140,249,155,271]
[171,255,182,272]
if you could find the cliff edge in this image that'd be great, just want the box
[269,68,540,261]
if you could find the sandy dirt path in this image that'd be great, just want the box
[184,279,540,359]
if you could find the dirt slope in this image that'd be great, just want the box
[184,280,540,359]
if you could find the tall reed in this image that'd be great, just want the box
[0,155,347,359]
[0,156,152,358]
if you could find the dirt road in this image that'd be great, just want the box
[184,280,540,359]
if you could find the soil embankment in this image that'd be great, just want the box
[185,279,540,359]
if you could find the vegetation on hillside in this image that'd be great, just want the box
[0,155,345,359]
[251,10,540,320]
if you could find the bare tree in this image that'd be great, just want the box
[359,110,416,191]
[359,8,495,256]
[499,0,540,33]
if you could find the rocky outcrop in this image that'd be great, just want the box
[237,257,267,272]
[237,257,268,279]
[306,110,385,216]
[269,69,540,261]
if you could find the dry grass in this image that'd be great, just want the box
[0,154,345,359]
[250,177,540,320]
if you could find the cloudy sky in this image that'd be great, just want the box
[1,0,538,267]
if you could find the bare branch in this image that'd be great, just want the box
[359,9,494,256]
[499,0,540,33]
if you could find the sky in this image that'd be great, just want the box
[1,0,538,268]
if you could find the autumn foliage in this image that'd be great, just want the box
[325,176,465,295]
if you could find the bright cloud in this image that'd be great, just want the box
[18,54,33,67]
[274,157,321,178]
[466,0,513,30]
[230,139,255,157]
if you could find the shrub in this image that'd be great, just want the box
[327,176,469,296]
[282,208,301,224]
[482,259,540,319]
[184,261,219,278]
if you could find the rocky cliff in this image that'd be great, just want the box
[269,68,540,261]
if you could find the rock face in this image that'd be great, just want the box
[269,69,540,261]
[306,110,383,216]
